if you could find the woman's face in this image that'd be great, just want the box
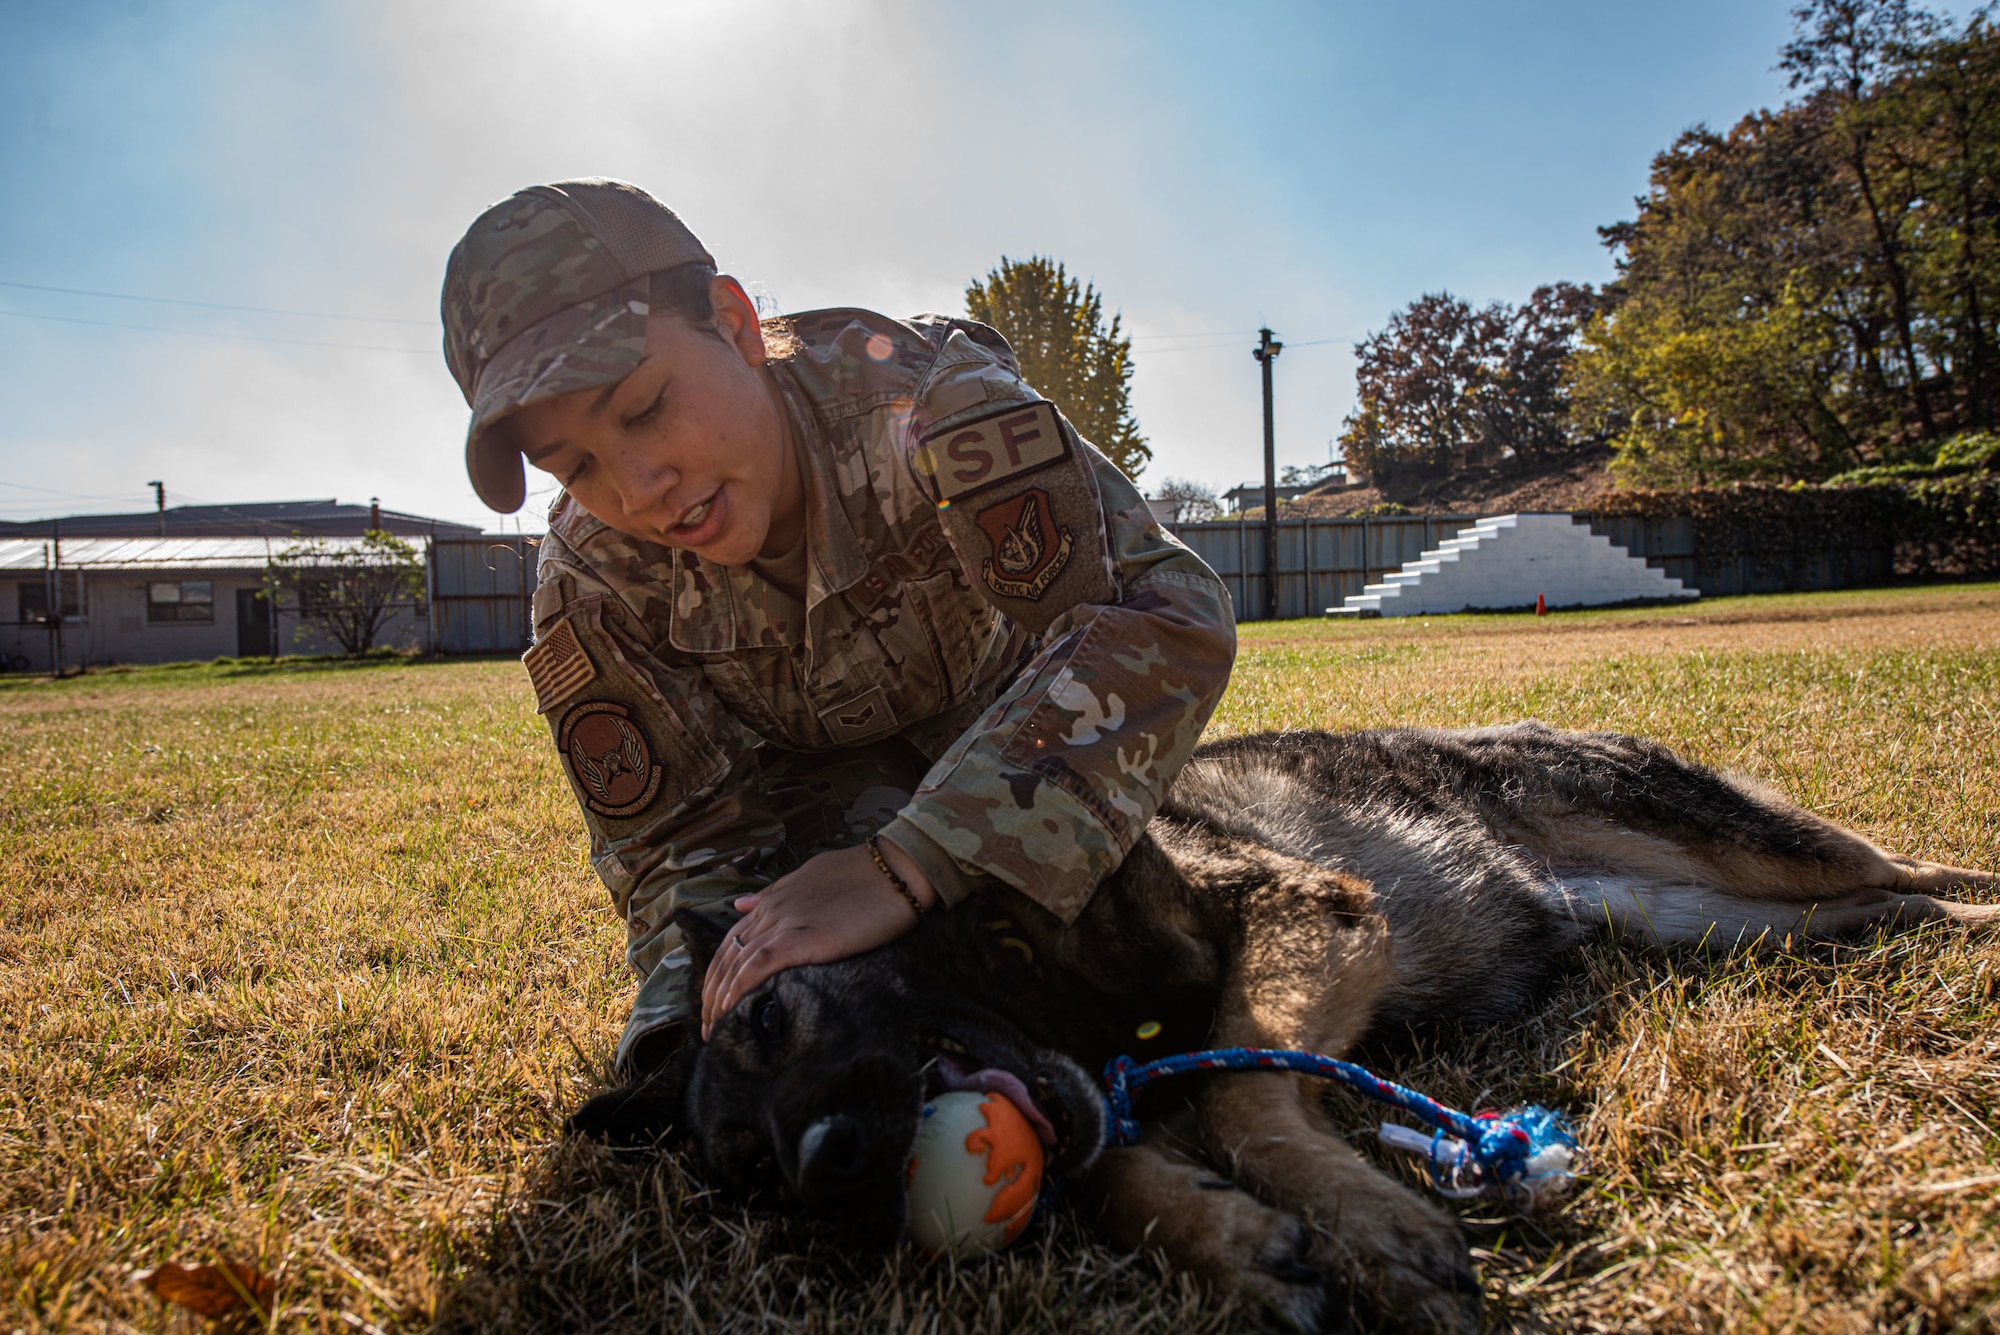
[504,278,802,566]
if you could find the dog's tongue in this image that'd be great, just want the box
[936,1056,1058,1147]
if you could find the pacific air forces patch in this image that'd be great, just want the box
[975,488,1072,600]
[918,400,1115,631]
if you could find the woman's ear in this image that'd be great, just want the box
[707,274,767,366]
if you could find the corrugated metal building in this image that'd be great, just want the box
[0,499,483,541]
[0,533,538,673]
[0,537,428,671]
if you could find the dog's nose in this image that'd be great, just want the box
[798,1115,869,1189]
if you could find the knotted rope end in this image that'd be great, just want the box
[1380,1104,1582,1211]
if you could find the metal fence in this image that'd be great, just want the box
[426,509,1908,644]
[1578,512,1895,597]
[1175,510,1901,621]
[1172,515,1490,620]
[429,536,538,654]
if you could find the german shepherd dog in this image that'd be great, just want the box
[569,723,1997,1332]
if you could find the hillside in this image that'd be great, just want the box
[1226,451,1619,522]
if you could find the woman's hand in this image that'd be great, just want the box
[700,837,937,1038]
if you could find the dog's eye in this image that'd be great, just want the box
[752,994,783,1041]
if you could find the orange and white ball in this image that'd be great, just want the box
[905,1090,1044,1255]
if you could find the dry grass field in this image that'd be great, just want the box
[5,582,2000,1334]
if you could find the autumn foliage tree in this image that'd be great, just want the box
[1338,284,1601,496]
[1572,0,2000,485]
[966,256,1150,480]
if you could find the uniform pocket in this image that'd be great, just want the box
[903,569,991,705]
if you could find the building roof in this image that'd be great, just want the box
[0,536,377,573]
[1222,483,1314,510]
[0,499,484,541]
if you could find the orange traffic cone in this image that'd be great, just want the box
[1535,593,1547,616]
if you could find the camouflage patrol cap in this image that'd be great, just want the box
[441,179,714,512]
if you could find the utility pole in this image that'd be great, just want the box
[147,481,165,537]
[49,519,64,677]
[1252,327,1284,620]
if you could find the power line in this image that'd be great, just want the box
[0,306,436,354]
[0,478,154,501]
[1127,327,1263,343]
[0,278,435,326]
[1140,333,1357,355]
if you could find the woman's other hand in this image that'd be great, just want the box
[700,837,937,1038]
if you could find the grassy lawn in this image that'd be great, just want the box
[4,582,1998,1333]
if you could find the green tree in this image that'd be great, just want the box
[1575,2,2000,486]
[965,256,1150,480]
[271,530,426,656]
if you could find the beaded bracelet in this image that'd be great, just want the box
[866,836,927,919]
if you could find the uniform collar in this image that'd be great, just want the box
[666,363,871,654]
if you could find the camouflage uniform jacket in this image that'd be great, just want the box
[522,309,1236,1064]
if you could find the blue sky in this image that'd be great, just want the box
[0,0,1806,531]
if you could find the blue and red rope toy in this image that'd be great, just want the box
[1101,1046,1582,1211]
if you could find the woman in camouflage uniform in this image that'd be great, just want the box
[442,180,1236,1073]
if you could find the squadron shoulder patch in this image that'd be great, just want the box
[975,488,1074,600]
[523,617,597,713]
[557,699,664,819]
[920,400,1070,502]
[920,397,1116,632]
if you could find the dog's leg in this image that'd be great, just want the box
[1196,855,1483,1334]
[1881,856,2000,898]
[1079,1135,1349,1332]
[1487,729,2000,941]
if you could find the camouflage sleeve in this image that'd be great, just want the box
[882,335,1238,923]
[523,535,782,1067]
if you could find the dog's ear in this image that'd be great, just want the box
[565,1045,699,1146]
[672,903,736,976]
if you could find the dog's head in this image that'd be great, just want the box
[566,907,1106,1249]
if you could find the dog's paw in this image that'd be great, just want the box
[1245,1211,1355,1334]
[1310,1195,1482,1335]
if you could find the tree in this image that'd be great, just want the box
[965,256,1150,480]
[1338,285,1601,496]
[1280,462,1341,487]
[1151,477,1222,523]
[1574,2,2000,486]
[271,530,426,656]
[1338,293,1497,495]
[1485,283,1604,467]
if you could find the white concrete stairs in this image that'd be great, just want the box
[1327,513,1696,618]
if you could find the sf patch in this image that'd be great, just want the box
[917,399,1116,632]
[921,401,1070,502]
[557,698,664,819]
[976,488,1073,600]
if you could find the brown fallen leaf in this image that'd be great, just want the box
[134,1260,276,1320]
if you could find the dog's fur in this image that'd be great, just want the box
[569,723,1997,1332]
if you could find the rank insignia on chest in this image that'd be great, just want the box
[975,488,1074,600]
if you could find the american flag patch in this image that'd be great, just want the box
[522,618,596,713]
